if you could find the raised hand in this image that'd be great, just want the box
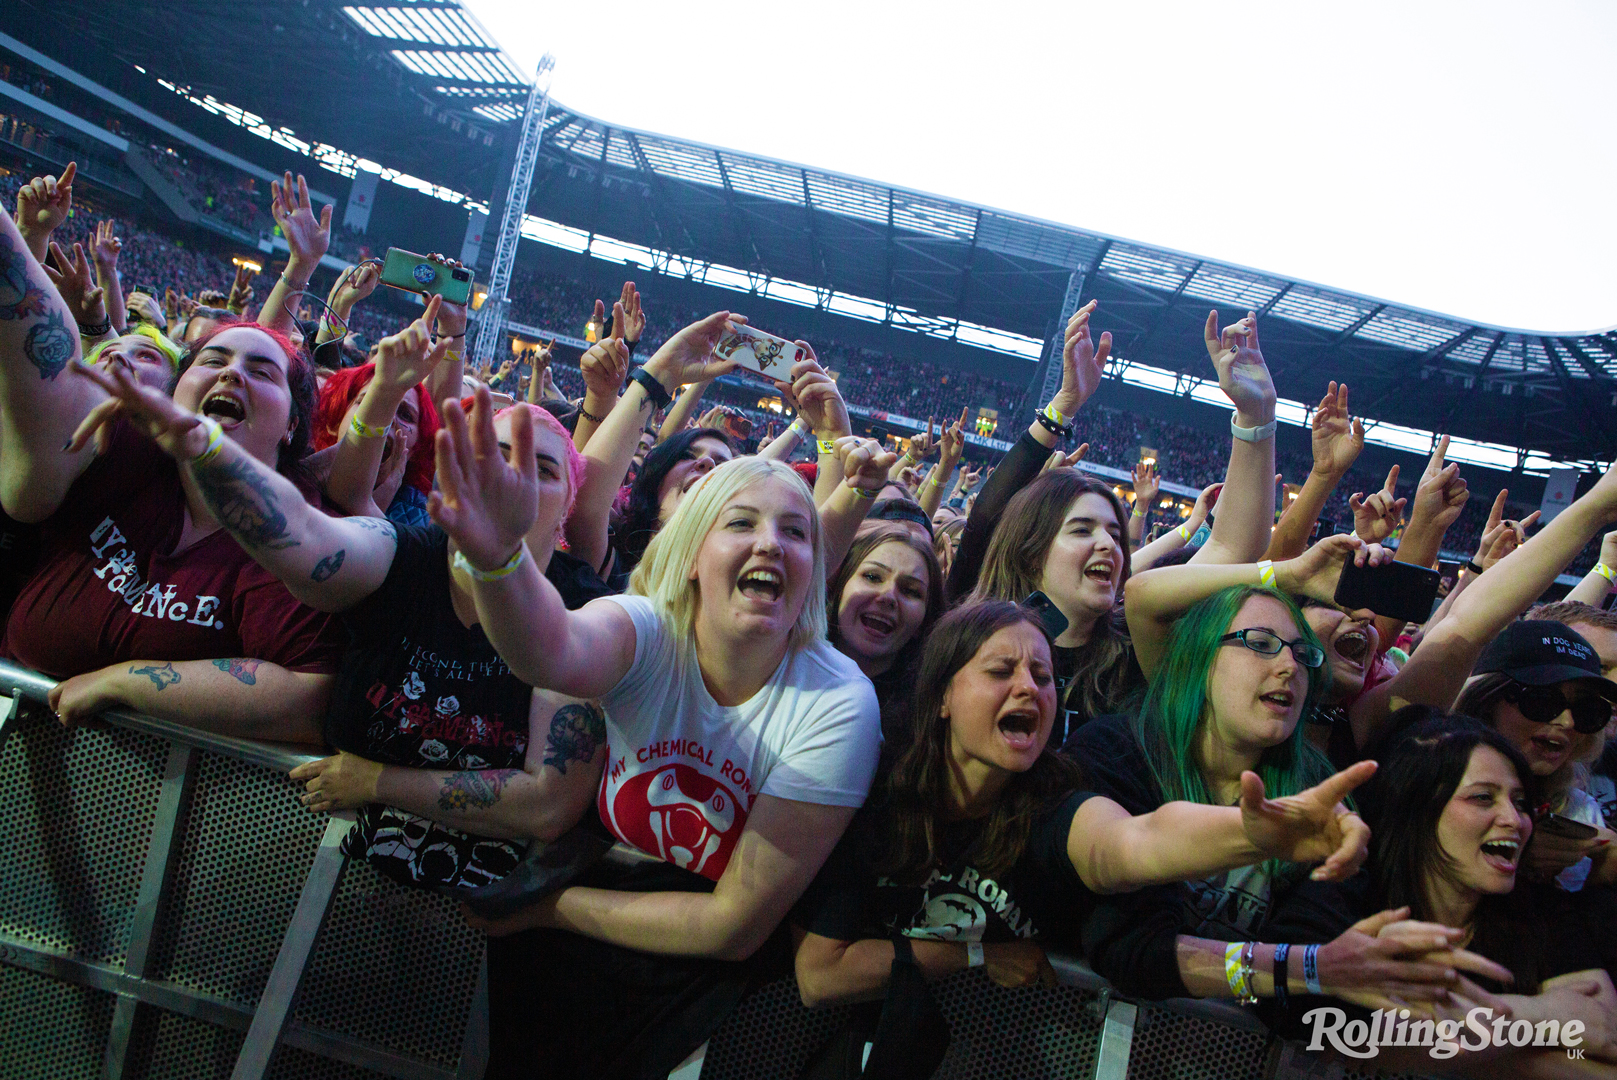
[1311,381,1364,477]
[1040,443,1091,473]
[1478,507,1541,571]
[1409,434,1469,532]
[91,218,122,270]
[373,294,450,393]
[642,311,741,391]
[1275,532,1389,606]
[428,387,540,571]
[954,462,984,494]
[41,241,106,329]
[938,407,968,467]
[580,300,630,399]
[610,281,645,342]
[1052,299,1109,418]
[1194,482,1223,519]
[1239,760,1378,880]
[1132,460,1160,506]
[15,162,76,251]
[695,404,727,430]
[1205,310,1275,423]
[836,436,898,493]
[331,261,381,313]
[126,291,166,330]
[1349,465,1407,543]
[228,263,256,312]
[66,359,210,460]
[782,349,850,438]
[270,172,332,267]
[908,417,938,462]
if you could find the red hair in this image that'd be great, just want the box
[312,363,441,494]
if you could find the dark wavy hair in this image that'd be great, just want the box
[1363,710,1544,992]
[174,320,316,488]
[616,426,730,572]
[873,599,1085,882]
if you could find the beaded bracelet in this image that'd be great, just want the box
[452,546,526,582]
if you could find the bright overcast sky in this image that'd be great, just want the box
[464,0,1617,332]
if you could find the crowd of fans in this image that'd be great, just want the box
[9,131,1617,1080]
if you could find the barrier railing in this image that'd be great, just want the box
[0,660,1420,1079]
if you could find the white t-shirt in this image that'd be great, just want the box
[595,594,882,882]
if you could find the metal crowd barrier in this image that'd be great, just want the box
[0,660,1426,1079]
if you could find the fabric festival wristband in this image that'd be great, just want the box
[1256,560,1276,587]
[452,546,526,582]
[1303,944,1322,995]
[1176,524,1192,541]
[1223,942,1249,1001]
[1230,415,1277,443]
[1595,563,1616,584]
[816,438,837,456]
[787,417,809,440]
[1043,402,1069,427]
[850,485,882,501]
[1132,506,1147,518]
[966,943,984,968]
[350,414,387,440]
[190,416,225,466]
[1273,942,1291,1008]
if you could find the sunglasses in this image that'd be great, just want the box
[1219,629,1326,670]
[1503,683,1613,735]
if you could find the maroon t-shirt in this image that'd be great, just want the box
[4,424,343,678]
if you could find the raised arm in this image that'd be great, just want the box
[818,437,900,573]
[291,690,607,842]
[919,409,967,519]
[258,173,331,335]
[1191,310,1276,565]
[777,349,852,507]
[657,379,710,442]
[1133,481,1217,574]
[318,261,380,346]
[1068,760,1376,894]
[14,162,74,264]
[573,297,628,452]
[433,386,639,697]
[65,362,398,612]
[91,220,127,336]
[41,241,114,348]
[1268,381,1364,561]
[325,296,449,517]
[0,206,101,522]
[1568,531,1617,607]
[1128,460,1159,547]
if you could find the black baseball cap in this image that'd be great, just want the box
[1474,620,1617,700]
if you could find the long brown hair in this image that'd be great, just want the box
[970,470,1135,723]
[873,600,1085,882]
[828,525,944,665]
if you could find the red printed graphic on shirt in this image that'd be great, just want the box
[601,762,748,880]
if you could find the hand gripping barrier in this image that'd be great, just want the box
[0,660,1431,1079]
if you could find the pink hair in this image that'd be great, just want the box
[495,403,587,525]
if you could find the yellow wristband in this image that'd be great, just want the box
[190,416,225,466]
[816,438,837,456]
[1257,560,1276,587]
[1176,524,1192,541]
[1043,403,1069,426]
[849,485,882,500]
[452,546,526,582]
[350,414,388,440]
[1132,506,1147,518]
[1596,563,1616,584]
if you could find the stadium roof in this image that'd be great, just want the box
[8,0,1617,464]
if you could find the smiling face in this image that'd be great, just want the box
[835,541,932,674]
[1303,604,1379,702]
[943,621,1058,775]
[1435,745,1531,897]
[1489,679,1603,778]
[1039,492,1123,625]
[173,326,294,467]
[1204,595,1312,756]
[690,478,815,644]
[658,436,733,525]
[95,333,173,391]
[494,411,573,551]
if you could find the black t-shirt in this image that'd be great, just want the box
[794,790,1098,950]
[326,525,612,889]
[1050,637,1145,746]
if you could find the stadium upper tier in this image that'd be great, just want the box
[6,0,1617,464]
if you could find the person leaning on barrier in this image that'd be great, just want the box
[63,312,613,892]
[427,346,885,1075]
[789,599,1385,1075]
[0,209,341,742]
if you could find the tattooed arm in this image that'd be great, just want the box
[48,659,330,744]
[0,205,103,523]
[291,690,607,841]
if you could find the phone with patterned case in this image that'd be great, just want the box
[714,323,808,380]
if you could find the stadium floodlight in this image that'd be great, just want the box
[470,53,556,377]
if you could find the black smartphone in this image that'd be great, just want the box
[1023,591,1069,642]
[1333,559,1441,624]
[1537,812,1599,841]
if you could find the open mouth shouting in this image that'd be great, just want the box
[1259,689,1296,715]
[1333,627,1371,668]
[1478,837,1520,876]
[737,567,784,604]
[997,707,1042,753]
[1083,559,1116,586]
[857,610,897,640]
[200,390,248,428]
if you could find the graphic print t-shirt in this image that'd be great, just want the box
[596,595,881,882]
[4,424,341,677]
[795,791,1098,948]
[327,526,611,889]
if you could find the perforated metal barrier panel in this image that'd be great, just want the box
[0,666,1441,1080]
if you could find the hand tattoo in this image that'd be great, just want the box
[543,702,606,775]
[438,769,519,811]
[211,658,263,686]
[130,662,180,690]
[311,549,345,582]
[190,457,300,551]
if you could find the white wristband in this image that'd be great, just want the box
[966,942,985,968]
[1230,415,1277,443]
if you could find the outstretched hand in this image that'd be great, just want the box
[67,359,210,460]
[271,171,332,267]
[372,294,450,394]
[643,310,741,389]
[1052,300,1109,418]
[429,386,540,571]
[1276,532,1388,606]
[781,347,849,438]
[42,241,106,329]
[836,436,898,493]
[1349,465,1406,543]
[1040,444,1090,473]
[1239,760,1377,880]
[1409,434,1469,532]
[1311,381,1364,476]
[16,162,76,241]
[1205,310,1275,422]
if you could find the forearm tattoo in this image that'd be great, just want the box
[191,457,300,551]
[438,768,519,811]
[0,235,71,380]
[311,549,345,582]
[543,701,606,775]
[211,658,263,686]
[130,662,180,690]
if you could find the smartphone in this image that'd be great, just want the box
[1333,559,1441,624]
[379,248,473,305]
[720,410,754,440]
[1537,812,1599,841]
[1022,591,1069,642]
[714,324,808,380]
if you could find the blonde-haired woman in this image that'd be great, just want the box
[430,339,883,1076]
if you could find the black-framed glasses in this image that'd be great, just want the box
[1504,683,1612,734]
[1220,629,1325,670]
